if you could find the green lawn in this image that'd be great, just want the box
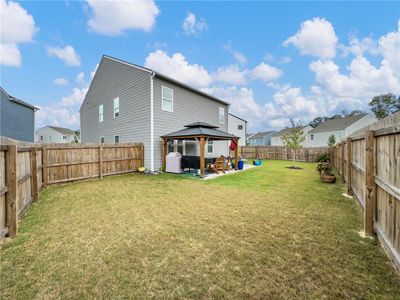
[1,160,399,299]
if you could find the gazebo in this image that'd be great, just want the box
[161,122,240,177]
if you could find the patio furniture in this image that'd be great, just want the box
[181,156,215,170]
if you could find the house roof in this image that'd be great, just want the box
[271,126,310,137]
[45,126,75,135]
[228,113,247,123]
[102,55,229,106]
[161,122,238,140]
[1,87,39,111]
[248,131,276,139]
[309,114,368,133]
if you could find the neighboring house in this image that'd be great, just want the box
[80,55,232,172]
[247,131,276,146]
[228,113,247,146]
[307,113,376,147]
[0,87,38,142]
[271,125,313,146]
[36,126,77,143]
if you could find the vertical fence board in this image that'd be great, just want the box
[6,145,18,237]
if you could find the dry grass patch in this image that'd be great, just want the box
[1,161,399,299]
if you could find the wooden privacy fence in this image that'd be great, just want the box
[0,143,144,239]
[332,113,400,271]
[240,146,329,162]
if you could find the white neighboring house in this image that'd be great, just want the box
[271,125,313,146]
[228,113,247,146]
[36,126,77,143]
[307,113,376,147]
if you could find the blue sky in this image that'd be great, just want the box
[1,1,399,131]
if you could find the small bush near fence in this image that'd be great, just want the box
[0,143,144,239]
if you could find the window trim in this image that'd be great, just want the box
[114,135,120,144]
[219,107,225,124]
[161,86,174,112]
[238,124,243,130]
[207,140,214,153]
[113,97,120,118]
[99,104,104,123]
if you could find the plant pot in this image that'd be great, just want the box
[320,173,336,183]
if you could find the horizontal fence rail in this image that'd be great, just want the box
[0,143,144,239]
[333,112,400,272]
[240,146,329,162]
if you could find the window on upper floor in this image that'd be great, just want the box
[207,140,214,153]
[219,107,225,124]
[99,104,104,122]
[63,136,67,140]
[114,135,120,144]
[310,134,314,140]
[113,98,120,118]
[238,125,243,130]
[40,136,43,141]
[48,136,51,140]
[100,137,105,143]
[162,86,173,112]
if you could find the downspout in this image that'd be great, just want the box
[150,72,155,172]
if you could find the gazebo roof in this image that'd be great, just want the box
[162,122,238,140]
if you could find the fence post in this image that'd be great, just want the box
[305,149,309,162]
[140,144,144,168]
[42,146,48,187]
[364,130,375,236]
[31,147,39,202]
[346,138,352,195]
[341,142,345,182]
[99,145,103,179]
[6,145,18,237]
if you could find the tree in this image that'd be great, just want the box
[309,116,328,128]
[281,120,305,168]
[369,93,400,119]
[327,134,336,147]
[72,130,80,144]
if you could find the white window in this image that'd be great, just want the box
[40,136,43,141]
[100,137,105,143]
[113,98,119,118]
[99,104,104,122]
[219,107,225,124]
[162,86,173,112]
[238,125,243,130]
[310,134,314,140]
[63,136,67,140]
[207,140,214,153]
[114,136,120,144]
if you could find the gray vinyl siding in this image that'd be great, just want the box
[0,89,35,142]
[153,77,229,170]
[80,58,152,167]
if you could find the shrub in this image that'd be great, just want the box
[316,162,332,175]
[315,153,330,163]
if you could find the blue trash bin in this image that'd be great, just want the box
[238,160,244,170]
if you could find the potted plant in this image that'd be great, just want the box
[316,162,336,183]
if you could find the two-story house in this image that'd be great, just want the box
[271,125,313,147]
[228,113,247,146]
[247,131,276,146]
[80,55,232,172]
[36,126,77,143]
[307,114,376,147]
[0,87,38,142]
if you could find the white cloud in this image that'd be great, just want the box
[224,43,247,65]
[182,12,208,36]
[283,17,338,59]
[213,65,247,85]
[47,45,81,67]
[340,36,378,57]
[35,69,96,129]
[76,72,86,86]
[251,62,283,82]
[53,78,68,86]
[264,53,291,64]
[87,0,159,35]
[0,0,36,66]
[144,50,212,88]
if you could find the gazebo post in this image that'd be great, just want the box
[199,137,206,177]
[234,138,239,170]
[162,138,169,172]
